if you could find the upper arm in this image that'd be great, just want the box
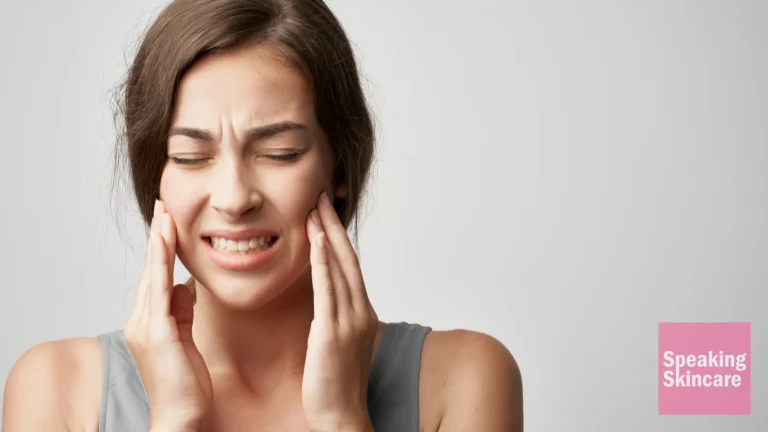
[436,331,523,432]
[2,339,101,432]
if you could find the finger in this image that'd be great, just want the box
[133,202,161,322]
[316,192,369,311]
[148,230,172,319]
[308,220,336,322]
[156,200,177,277]
[326,235,352,319]
[160,214,177,278]
[309,209,351,319]
[169,283,195,343]
[143,212,163,321]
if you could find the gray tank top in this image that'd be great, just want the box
[96,321,431,431]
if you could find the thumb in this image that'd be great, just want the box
[170,282,195,343]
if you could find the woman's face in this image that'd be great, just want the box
[159,43,342,308]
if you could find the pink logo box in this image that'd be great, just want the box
[658,322,750,415]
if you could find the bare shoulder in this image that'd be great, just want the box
[420,329,523,432]
[2,337,104,432]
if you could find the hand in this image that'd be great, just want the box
[124,200,213,430]
[301,192,379,432]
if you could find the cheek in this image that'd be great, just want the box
[158,168,204,242]
[269,164,331,224]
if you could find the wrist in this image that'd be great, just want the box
[150,426,202,432]
[150,426,204,432]
[150,419,207,432]
[310,412,374,432]
[337,423,374,432]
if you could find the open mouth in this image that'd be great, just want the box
[204,235,279,254]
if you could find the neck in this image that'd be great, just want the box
[191,268,315,394]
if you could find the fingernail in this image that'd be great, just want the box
[310,209,320,225]
[316,231,326,249]
[320,191,329,206]
[153,199,161,217]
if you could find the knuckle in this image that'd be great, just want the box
[148,321,172,345]
[354,314,371,330]
[315,252,329,265]
[323,331,341,347]
[345,254,360,268]
[123,331,139,348]
[340,326,357,343]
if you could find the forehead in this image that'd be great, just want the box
[170,44,315,126]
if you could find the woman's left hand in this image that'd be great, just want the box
[302,191,378,432]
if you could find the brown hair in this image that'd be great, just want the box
[112,0,375,246]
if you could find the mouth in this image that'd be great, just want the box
[204,235,279,255]
[202,234,281,271]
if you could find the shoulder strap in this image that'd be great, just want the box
[96,330,150,432]
[367,321,432,432]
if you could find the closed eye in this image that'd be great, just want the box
[265,152,301,162]
[169,157,211,166]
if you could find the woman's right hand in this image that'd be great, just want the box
[124,199,213,431]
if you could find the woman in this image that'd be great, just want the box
[3,0,523,430]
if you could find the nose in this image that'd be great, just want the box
[209,158,262,221]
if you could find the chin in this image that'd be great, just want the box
[206,275,291,310]
[182,246,312,311]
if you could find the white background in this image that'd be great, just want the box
[1,0,766,430]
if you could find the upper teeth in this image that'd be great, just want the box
[211,236,273,252]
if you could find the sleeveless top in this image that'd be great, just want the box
[96,322,431,432]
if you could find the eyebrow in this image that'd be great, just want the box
[167,121,308,142]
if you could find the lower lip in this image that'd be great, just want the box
[204,237,280,271]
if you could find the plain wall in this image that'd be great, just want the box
[1,0,766,430]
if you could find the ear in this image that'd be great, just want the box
[334,182,349,199]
